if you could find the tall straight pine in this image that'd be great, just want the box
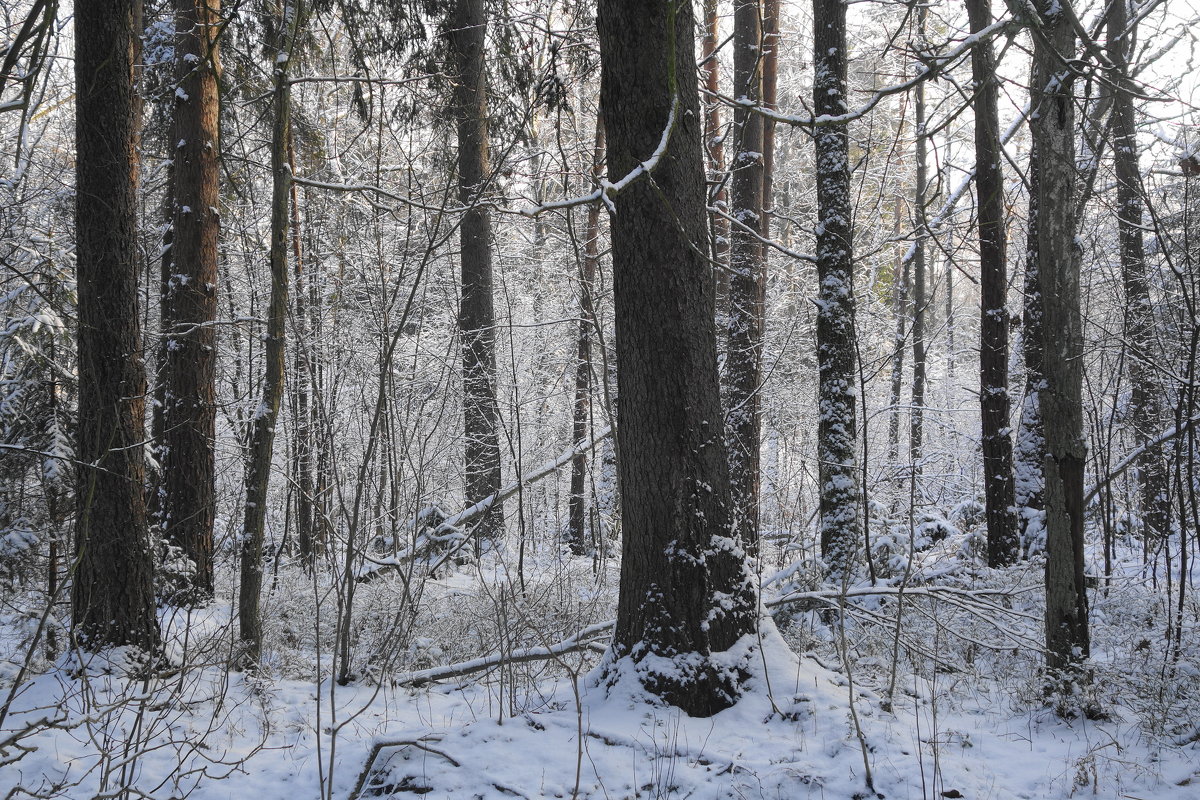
[72,0,160,654]
[159,0,222,602]
[813,0,861,576]
[597,0,757,717]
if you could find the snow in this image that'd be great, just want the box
[3,544,1196,800]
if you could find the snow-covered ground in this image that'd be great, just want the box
[2,543,1197,799]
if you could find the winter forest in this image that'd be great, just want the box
[1,0,1199,796]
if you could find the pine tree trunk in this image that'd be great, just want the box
[887,197,908,469]
[761,0,780,238]
[909,4,929,480]
[160,0,221,602]
[239,0,300,667]
[813,0,861,575]
[72,0,160,654]
[967,0,1019,566]
[291,164,316,567]
[450,0,504,548]
[1109,1,1169,548]
[727,0,766,555]
[702,0,730,323]
[597,0,757,717]
[1030,1,1090,683]
[567,117,604,556]
[1015,152,1046,553]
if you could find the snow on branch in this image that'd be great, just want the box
[517,94,680,218]
[357,427,613,581]
[899,102,1031,273]
[712,16,1014,129]
[1084,411,1200,506]
[393,620,615,687]
[385,582,1040,690]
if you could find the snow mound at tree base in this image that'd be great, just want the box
[351,616,1200,799]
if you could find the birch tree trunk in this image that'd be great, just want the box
[908,3,929,480]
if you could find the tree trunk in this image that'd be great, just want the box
[887,196,908,469]
[72,0,159,654]
[761,0,780,239]
[813,0,861,576]
[967,0,1019,567]
[291,159,316,567]
[597,0,757,717]
[909,3,929,480]
[159,0,221,602]
[239,0,300,667]
[702,0,730,325]
[1030,1,1090,683]
[1016,153,1046,553]
[567,116,605,556]
[727,0,766,555]
[1109,1,1169,548]
[450,0,504,548]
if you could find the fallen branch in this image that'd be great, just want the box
[386,583,1038,689]
[358,427,613,582]
[394,620,615,687]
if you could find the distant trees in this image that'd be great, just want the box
[597,0,757,716]
[0,0,1189,721]
[71,0,159,653]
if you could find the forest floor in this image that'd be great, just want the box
[2,536,1198,799]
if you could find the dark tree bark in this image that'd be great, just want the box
[887,197,908,468]
[72,0,159,654]
[726,0,766,555]
[1015,153,1046,552]
[1109,1,1169,547]
[761,0,780,239]
[290,153,317,567]
[597,0,757,717]
[813,0,861,575]
[239,0,300,667]
[449,0,504,547]
[967,0,1019,567]
[1030,2,1090,683]
[909,3,929,480]
[159,0,221,602]
[566,116,605,556]
[1016,70,1049,555]
[701,0,730,296]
